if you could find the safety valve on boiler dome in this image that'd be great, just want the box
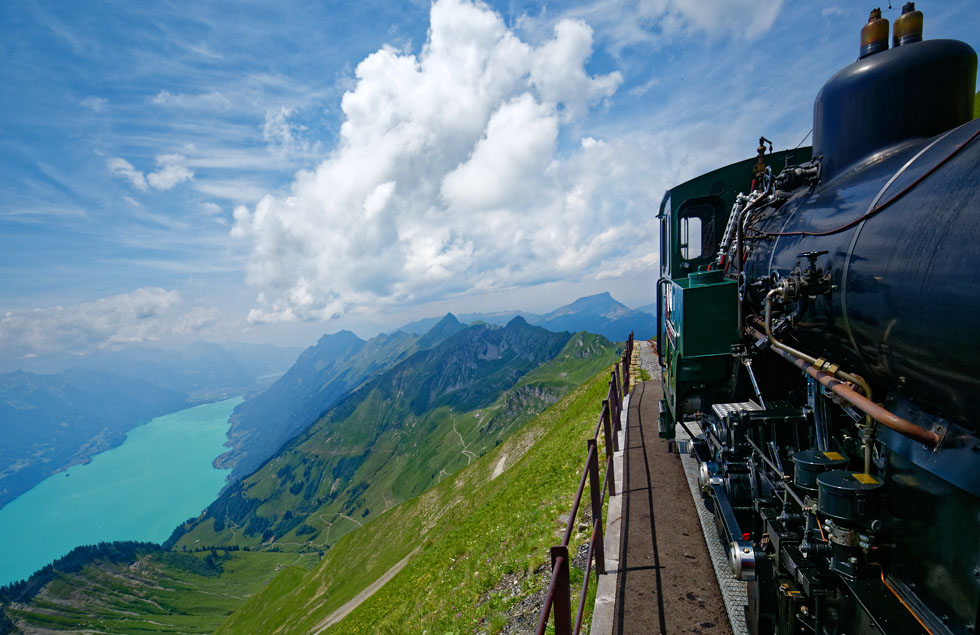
[860,8,889,59]
[893,2,924,47]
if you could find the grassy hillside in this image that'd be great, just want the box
[174,327,616,552]
[218,329,413,481]
[220,314,467,481]
[2,341,620,634]
[3,550,319,633]
[217,361,617,634]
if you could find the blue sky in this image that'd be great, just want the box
[2,0,979,356]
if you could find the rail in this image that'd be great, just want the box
[536,331,634,635]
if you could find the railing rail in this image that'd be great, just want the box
[536,332,634,635]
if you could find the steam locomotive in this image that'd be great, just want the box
[656,5,979,633]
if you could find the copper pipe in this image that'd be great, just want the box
[763,292,873,398]
[747,325,940,448]
[762,292,879,467]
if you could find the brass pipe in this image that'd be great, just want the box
[747,325,940,448]
[763,290,878,467]
[764,291,873,400]
[863,422,877,474]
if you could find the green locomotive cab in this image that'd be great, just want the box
[656,148,810,439]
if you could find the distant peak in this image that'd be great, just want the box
[316,330,364,346]
[417,312,468,348]
[504,315,529,328]
[319,329,356,339]
[572,291,617,305]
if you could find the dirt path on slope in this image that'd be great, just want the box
[311,547,420,633]
[452,416,478,465]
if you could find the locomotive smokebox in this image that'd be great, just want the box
[813,38,977,180]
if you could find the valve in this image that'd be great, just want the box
[776,276,802,302]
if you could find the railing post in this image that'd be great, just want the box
[587,440,605,575]
[615,368,622,406]
[608,374,614,411]
[622,354,629,394]
[602,399,618,464]
[610,372,621,430]
[551,545,572,635]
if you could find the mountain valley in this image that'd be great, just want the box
[0,294,641,634]
[3,349,622,634]
[174,318,617,551]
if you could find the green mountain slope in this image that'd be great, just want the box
[172,321,615,552]
[1,337,619,634]
[3,548,319,633]
[217,360,617,634]
[217,315,468,482]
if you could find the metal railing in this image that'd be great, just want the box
[536,332,634,635]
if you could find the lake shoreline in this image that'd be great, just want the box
[0,396,242,586]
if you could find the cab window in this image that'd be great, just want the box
[658,193,671,277]
[680,216,702,260]
[675,197,721,268]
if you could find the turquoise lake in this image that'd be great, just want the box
[0,396,241,586]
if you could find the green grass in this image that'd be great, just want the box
[4,550,320,633]
[178,333,618,553]
[4,351,620,634]
[217,365,617,634]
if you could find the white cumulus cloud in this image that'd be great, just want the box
[146,154,194,190]
[263,106,308,152]
[234,0,642,323]
[108,154,194,192]
[108,157,148,191]
[0,288,220,357]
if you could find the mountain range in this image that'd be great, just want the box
[172,317,618,550]
[1,291,644,517]
[216,316,466,482]
[397,292,654,341]
[214,292,650,484]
